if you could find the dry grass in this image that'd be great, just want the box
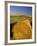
[10,15,32,40]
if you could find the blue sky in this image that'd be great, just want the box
[10,6,32,15]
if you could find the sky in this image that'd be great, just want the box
[10,6,32,15]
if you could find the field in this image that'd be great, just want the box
[10,15,32,40]
[10,15,32,24]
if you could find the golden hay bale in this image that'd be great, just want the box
[12,19,32,40]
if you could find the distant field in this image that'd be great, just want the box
[10,15,32,24]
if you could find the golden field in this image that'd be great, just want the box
[10,14,32,40]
